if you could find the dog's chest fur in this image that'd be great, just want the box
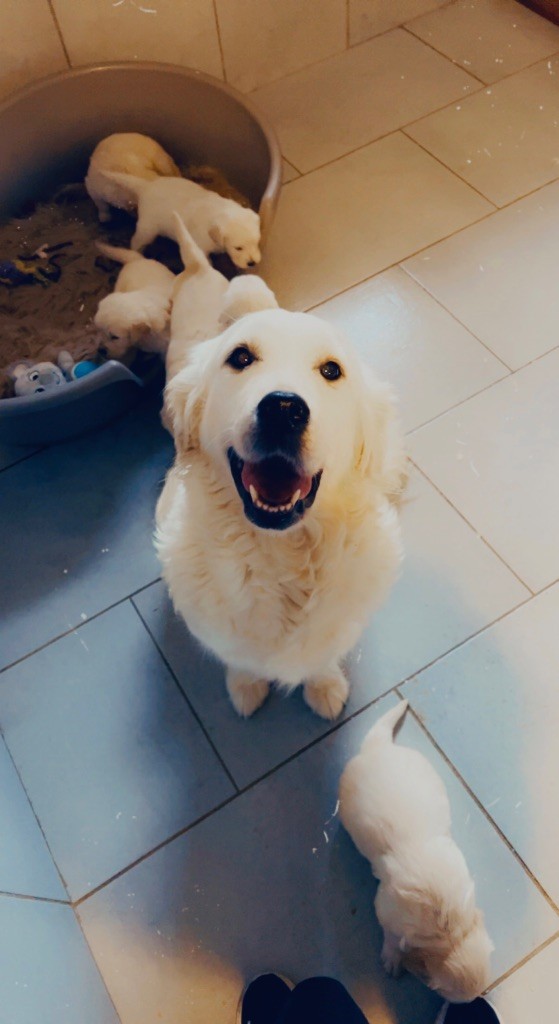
[157,461,401,684]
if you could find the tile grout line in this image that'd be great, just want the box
[0,447,45,476]
[486,930,559,993]
[130,599,240,794]
[211,0,227,82]
[400,125,500,207]
[71,905,124,1023]
[0,577,162,677]
[396,698,559,917]
[46,0,72,68]
[396,266,513,372]
[0,888,69,907]
[405,337,559,439]
[400,22,486,85]
[345,0,350,48]
[409,459,534,592]
[0,726,70,902]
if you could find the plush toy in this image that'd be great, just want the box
[10,360,66,396]
[57,349,98,381]
[0,242,73,288]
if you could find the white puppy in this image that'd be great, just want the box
[94,243,175,358]
[85,132,180,222]
[104,171,261,270]
[156,308,405,719]
[166,212,278,383]
[339,701,493,1003]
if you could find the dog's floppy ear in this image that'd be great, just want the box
[164,346,209,454]
[354,365,407,498]
[208,223,224,247]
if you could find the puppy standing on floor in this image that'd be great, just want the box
[339,700,493,1003]
[104,171,262,270]
[156,308,405,720]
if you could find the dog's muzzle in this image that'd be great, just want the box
[227,391,321,531]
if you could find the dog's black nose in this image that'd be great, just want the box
[247,260,256,267]
[257,392,310,434]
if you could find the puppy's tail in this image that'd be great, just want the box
[172,211,209,274]
[95,241,144,265]
[103,170,149,200]
[361,700,409,750]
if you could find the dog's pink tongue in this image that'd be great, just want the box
[241,458,312,504]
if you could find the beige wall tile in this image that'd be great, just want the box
[253,29,477,173]
[52,0,222,77]
[349,0,447,44]
[215,0,346,93]
[407,0,559,85]
[0,0,67,103]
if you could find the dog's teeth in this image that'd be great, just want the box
[292,489,301,505]
[249,484,258,503]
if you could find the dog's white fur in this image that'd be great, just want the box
[166,213,278,383]
[85,132,180,222]
[339,701,493,1002]
[156,308,405,719]
[105,171,261,270]
[94,243,175,357]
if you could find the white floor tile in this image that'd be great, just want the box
[410,347,559,591]
[492,937,559,1022]
[350,0,448,45]
[407,0,559,85]
[261,132,492,310]
[348,469,529,700]
[252,28,478,172]
[314,267,507,432]
[403,179,559,369]
[406,56,559,206]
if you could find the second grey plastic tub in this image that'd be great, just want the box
[0,61,282,446]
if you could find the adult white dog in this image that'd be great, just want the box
[105,171,261,270]
[339,701,493,1002]
[156,309,405,719]
[85,132,180,222]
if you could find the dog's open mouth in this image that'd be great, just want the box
[227,448,322,530]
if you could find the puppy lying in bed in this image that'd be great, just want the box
[339,701,493,1002]
[156,308,406,719]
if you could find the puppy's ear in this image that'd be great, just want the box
[208,223,224,247]
[164,348,208,454]
[355,365,407,499]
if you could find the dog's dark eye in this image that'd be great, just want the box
[234,246,243,251]
[226,345,256,371]
[319,360,343,381]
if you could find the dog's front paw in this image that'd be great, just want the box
[304,668,349,720]
[226,670,270,718]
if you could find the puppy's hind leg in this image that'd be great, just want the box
[304,664,349,720]
[130,219,156,252]
[226,668,270,718]
[381,930,404,978]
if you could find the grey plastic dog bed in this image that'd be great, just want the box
[0,61,281,446]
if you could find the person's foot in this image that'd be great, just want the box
[237,973,294,1024]
[435,997,504,1023]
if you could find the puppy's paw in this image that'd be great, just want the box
[381,936,404,978]
[226,670,269,718]
[304,668,349,720]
